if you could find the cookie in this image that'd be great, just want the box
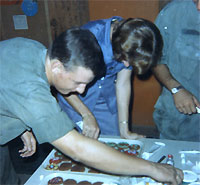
[71,164,85,172]
[54,151,71,162]
[78,181,92,185]
[48,177,63,185]
[88,168,101,174]
[63,179,77,185]
[58,162,72,171]
[49,157,62,164]
[93,182,103,185]
[45,163,59,170]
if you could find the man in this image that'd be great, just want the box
[153,0,200,141]
[0,28,105,185]
[0,28,183,185]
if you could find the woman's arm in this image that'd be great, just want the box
[116,69,145,139]
[52,130,183,185]
[64,94,99,138]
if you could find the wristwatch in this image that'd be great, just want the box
[171,85,184,94]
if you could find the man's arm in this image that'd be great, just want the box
[116,69,145,139]
[64,94,99,139]
[52,130,183,185]
[153,64,200,114]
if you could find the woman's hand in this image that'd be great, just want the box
[19,131,36,157]
[119,122,145,139]
[121,131,145,140]
[82,113,100,139]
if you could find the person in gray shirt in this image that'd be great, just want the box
[0,28,105,185]
[153,0,200,141]
[0,28,183,185]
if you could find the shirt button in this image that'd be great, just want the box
[99,85,102,88]
[101,77,104,80]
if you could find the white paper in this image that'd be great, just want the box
[13,15,28,30]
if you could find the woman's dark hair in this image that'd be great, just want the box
[112,18,163,75]
[48,28,106,78]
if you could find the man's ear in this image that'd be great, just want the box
[51,60,63,74]
[122,60,130,67]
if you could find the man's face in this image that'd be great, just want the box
[53,66,94,95]
[193,0,200,11]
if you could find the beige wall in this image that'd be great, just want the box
[0,0,89,46]
[88,0,161,126]
[0,1,49,46]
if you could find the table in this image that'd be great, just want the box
[24,137,200,185]
[140,138,200,170]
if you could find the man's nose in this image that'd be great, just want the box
[76,84,86,94]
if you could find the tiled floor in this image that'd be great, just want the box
[10,125,159,184]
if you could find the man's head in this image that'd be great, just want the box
[112,18,163,75]
[46,28,106,95]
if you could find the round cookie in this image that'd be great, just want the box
[88,168,101,174]
[93,182,103,185]
[54,151,64,158]
[78,181,92,185]
[58,162,72,171]
[45,163,59,170]
[63,179,77,185]
[130,144,140,150]
[48,177,63,185]
[49,157,62,165]
[118,142,129,148]
[54,151,71,162]
[71,164,85,172]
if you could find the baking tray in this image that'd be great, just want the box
[40,173,120,185]
[42,138,144,176]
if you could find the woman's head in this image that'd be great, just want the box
[112,18,163,75]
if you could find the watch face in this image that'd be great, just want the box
[171,86,184,94]
[171,88,178,94]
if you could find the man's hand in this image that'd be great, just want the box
[82,113,100,139]
[173,89,200,114]
[19,131,36,157]
[150,162,183,185]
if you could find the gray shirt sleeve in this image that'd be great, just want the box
[0,37,75,145]
[1,82,75,144]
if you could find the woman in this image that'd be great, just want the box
[57,16,163,139]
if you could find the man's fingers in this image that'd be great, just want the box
[19,146,27,153]
[20,150,35,158]
[82,126,99,139]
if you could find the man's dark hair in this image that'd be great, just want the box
[48,28,106,78]
[112,18,163,75]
